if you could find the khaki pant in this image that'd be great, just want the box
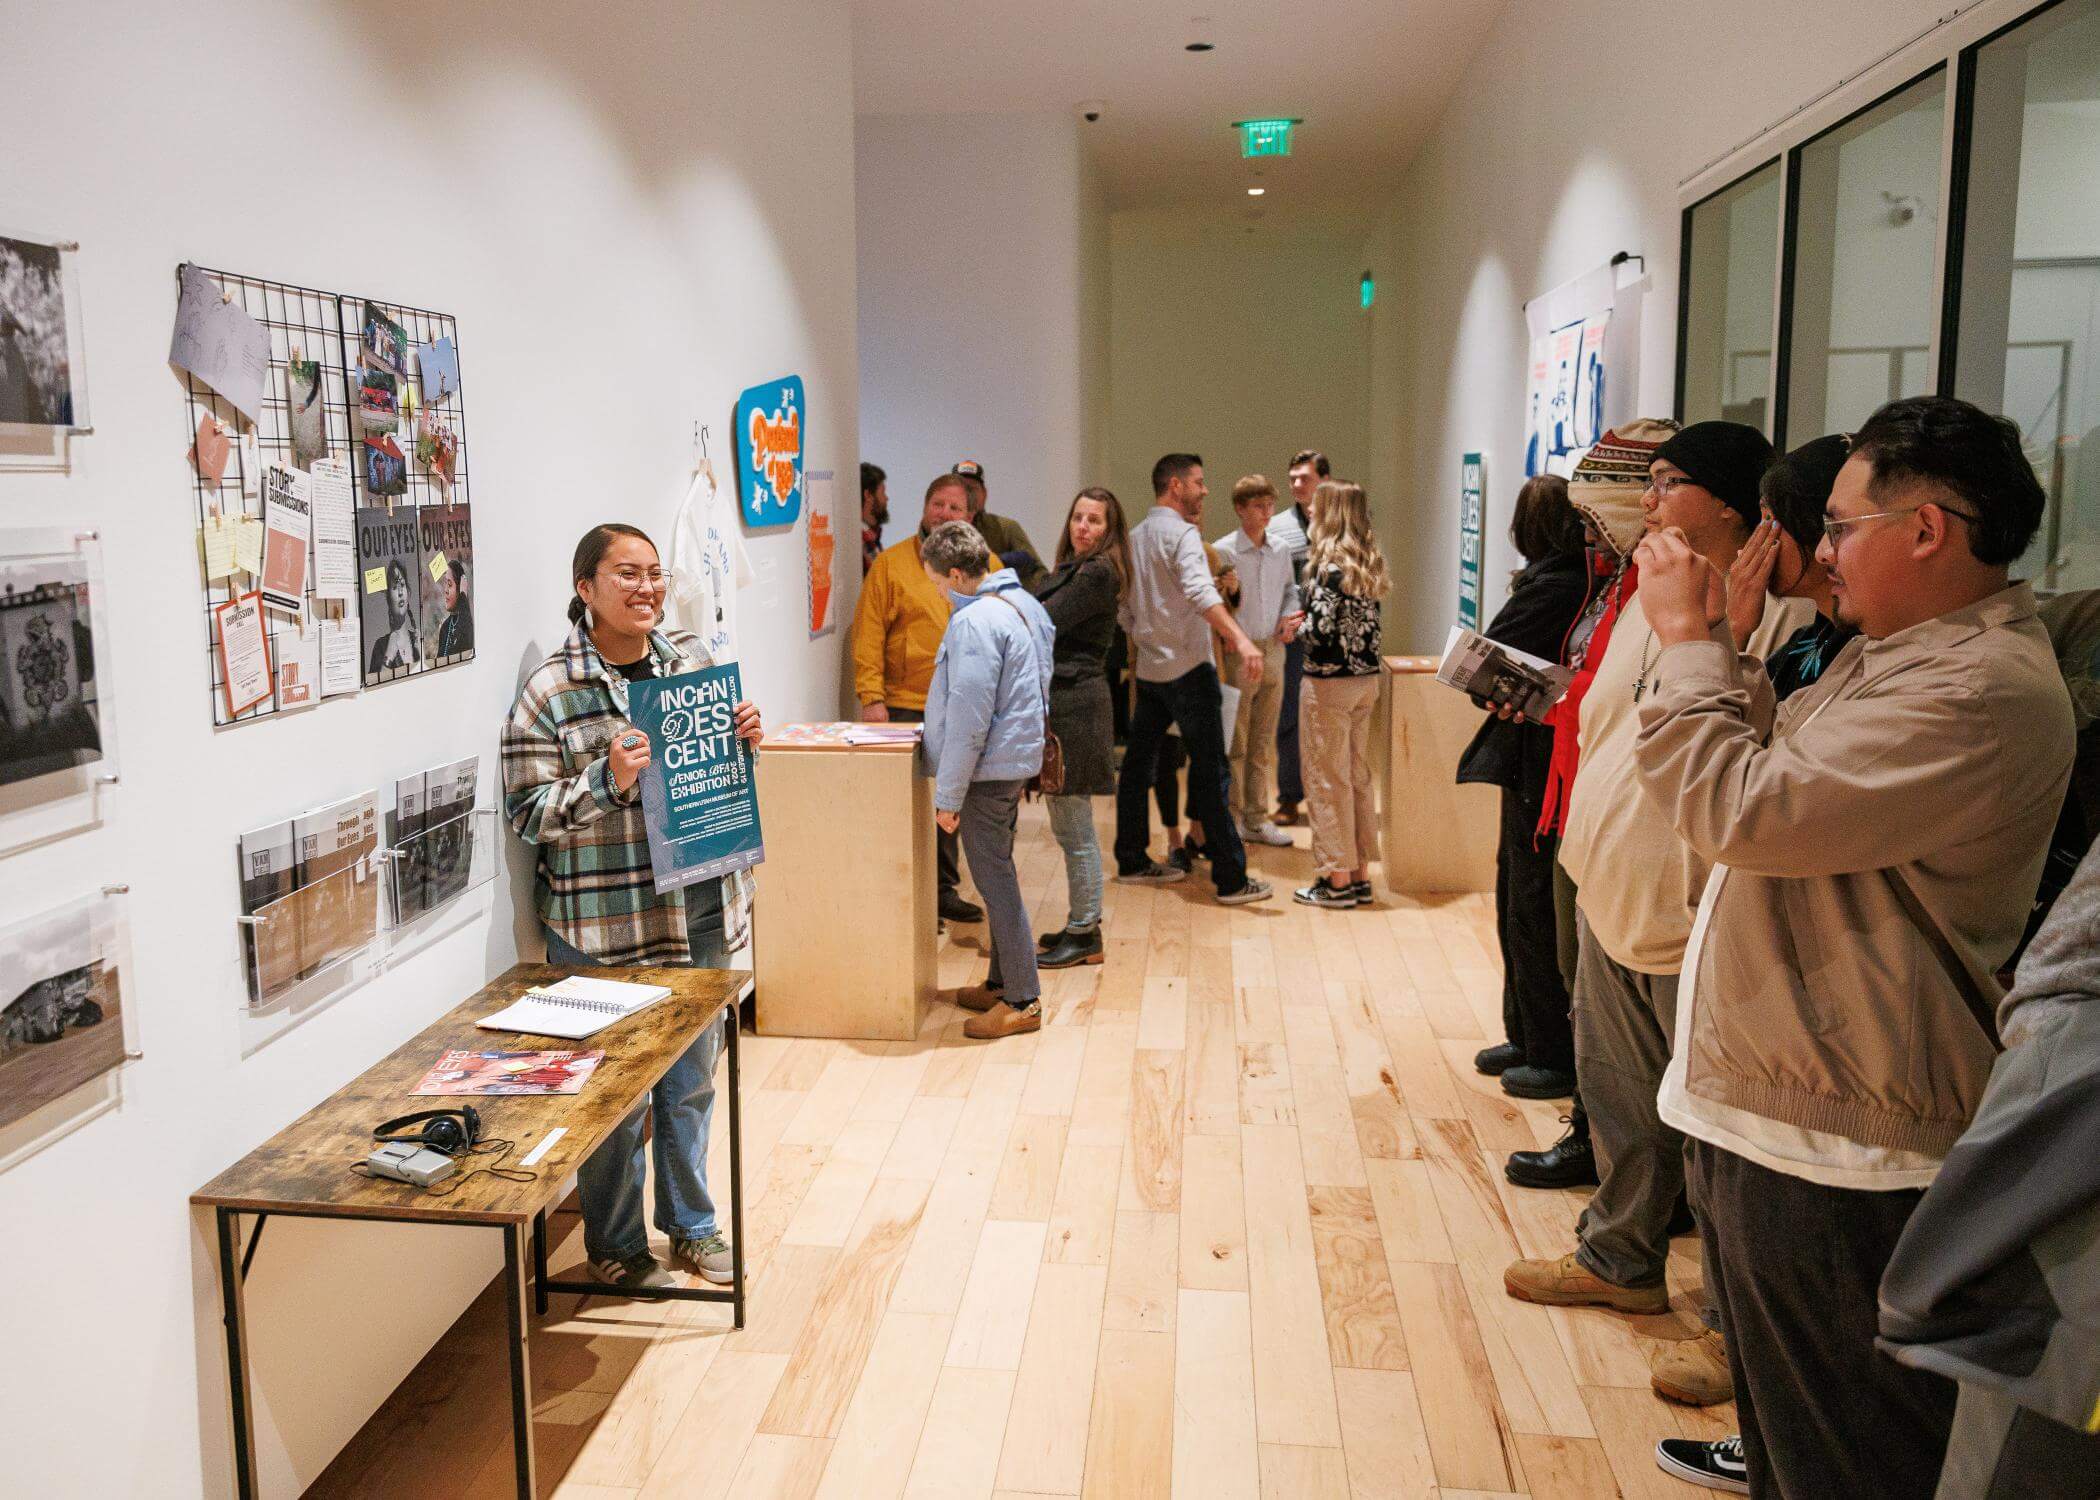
[1224,637,1286,826]
[1300,673,1380,877]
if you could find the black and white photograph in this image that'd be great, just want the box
[421,755,479,909]
[355,507,422,685]
[388,768,430,924]
[0,553,103,790]
[0,893,127,1132]
[287,356,327,469]
[0,234,81,428]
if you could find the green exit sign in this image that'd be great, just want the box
[1360,273,1375,310]
[1234,118,1299,158]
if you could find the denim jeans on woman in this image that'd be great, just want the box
[1044,793,1102,931]
[545,878,730,1262]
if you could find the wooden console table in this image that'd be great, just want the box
[1381,655,1498,894]
[192,962,751,1499]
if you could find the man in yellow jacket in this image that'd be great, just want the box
[852,472,979,921]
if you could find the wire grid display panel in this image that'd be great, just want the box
[179,265,472,727]
[347,291,473,688]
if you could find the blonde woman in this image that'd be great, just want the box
[1295,480,1389,907]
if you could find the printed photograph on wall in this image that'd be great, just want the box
[734,374,806,527]
[287,357,327,469]
[362,431,407,497]
[355,506,423,684]
[1,892,128,1132]
[0,234,84,429]
[360,302,409,376]
[0,553,102,789]
[417,503,474,665]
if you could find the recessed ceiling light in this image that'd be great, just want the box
[1247,187,1265,196]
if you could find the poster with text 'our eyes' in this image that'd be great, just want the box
[734,374,804,528]
[628,664,764,893]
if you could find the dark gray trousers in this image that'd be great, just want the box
[959,778,1038,1007]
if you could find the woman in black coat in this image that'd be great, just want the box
[1458,475,1590,1100]
[1029,486,1131,969]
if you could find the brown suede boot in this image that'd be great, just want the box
[1503,1252,1669,1314]
[964,1000,1041,1040]
[1650,1327,1734,1405]
[954,983,1004,1013]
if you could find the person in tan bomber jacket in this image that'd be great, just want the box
[1628,395,2075,1500]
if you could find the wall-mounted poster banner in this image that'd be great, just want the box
[1459,453,1485,630]
[628,663,764,893]
[806,470,836,638]
[1523,260,1644,478]
[734,374,805,528]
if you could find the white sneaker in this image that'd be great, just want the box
[1246,821,1294,846]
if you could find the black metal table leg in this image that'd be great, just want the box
[532,1209,549,1317]
[215,1208,259,1500]
[502,1222,537,1500]
[725,1010,746,1329]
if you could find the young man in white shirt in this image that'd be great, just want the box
[1213,474,1302,844]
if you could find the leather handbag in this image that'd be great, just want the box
[989,592,1064,798]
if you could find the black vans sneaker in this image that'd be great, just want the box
[1655,1436,1749,1494]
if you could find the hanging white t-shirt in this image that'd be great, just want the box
[667,464,753,663]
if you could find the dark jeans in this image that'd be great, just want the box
[1114,663,1247,892]
[958,778,1038,1006]
[1496,788,1574,1073]
[1154,735,1187,827]
[889,708,959,897]
[1276,635,1306,805]
[1691,1140,1957,1500]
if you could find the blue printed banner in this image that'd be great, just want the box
[628,664,764,892]
[734,374,805,528]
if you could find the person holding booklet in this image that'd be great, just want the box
[501,523,763,1293]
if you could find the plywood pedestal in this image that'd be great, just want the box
[1381,655,1498,895]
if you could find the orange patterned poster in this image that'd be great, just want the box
[806,469,836,638]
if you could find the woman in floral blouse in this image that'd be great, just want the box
[1295,480,1390,908]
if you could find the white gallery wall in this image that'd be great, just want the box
[1360,0,1956,651]
[1106,209,1372,540]
[0,1,858,1495]
[856,111,1108,558]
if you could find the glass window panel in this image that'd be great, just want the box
[1783,70,1948,444]
[1680,161,1781,432]
[1951,0,2100,592]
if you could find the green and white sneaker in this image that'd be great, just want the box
[671,1232,735,1285]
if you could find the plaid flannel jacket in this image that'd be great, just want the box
[501,622,753,965]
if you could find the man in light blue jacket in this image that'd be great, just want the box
[920,520,1056,1038]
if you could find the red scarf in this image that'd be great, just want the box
[1536,559,1637,842]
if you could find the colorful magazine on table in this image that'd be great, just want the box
[411,1048,605,1096]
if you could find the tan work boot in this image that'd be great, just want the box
[1650,1327,1734,1405]
[954,983,1005,1013]
[1503,1252,1670,1314]
[964,1000,1041,1040]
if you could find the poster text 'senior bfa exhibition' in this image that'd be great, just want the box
[628,663,764,893]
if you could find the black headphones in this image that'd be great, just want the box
[373,1106,482,1157]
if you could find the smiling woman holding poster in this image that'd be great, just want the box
[500,522,763,1293]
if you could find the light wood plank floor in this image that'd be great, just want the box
[312,796,1730,1499]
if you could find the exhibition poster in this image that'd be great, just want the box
[258,463,312,614]
[416,503,474,664]
[214,591,272,717]
[356,507,423,684]
[627,663,764,893]
[734,374,805,527]
[1459,453,1485,630]
[807,469,836,638]
[1522,259,1644,478]
[310,457,357,602]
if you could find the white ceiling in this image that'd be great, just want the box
[849,0,1511,222]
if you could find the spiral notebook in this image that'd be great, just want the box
[475,975,673,1040]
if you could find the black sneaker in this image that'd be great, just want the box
[1182,835,1211,864]
[1655,1436,1748,1494]
[1292,880,1360,909]
[1505,1115,1599,1189]
[1117,861,1187,886]
[939,891,985,923]
[1474,1042,1524,1076]
[1501,1064,1577,1100]
[1347,880,1374,905]
[1166,845,1195,875]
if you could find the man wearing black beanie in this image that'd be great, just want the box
[1507,415,1815,1415]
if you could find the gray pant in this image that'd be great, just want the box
[1570,912,1689,1291]
[1937,1384,2100,1500]
[959,778,1038,1007]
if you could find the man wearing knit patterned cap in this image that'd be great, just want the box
[1505,420,1814,1414]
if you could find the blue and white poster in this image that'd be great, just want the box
[628,664,764,893]
[1522,260,1643,478]
[734,374,805,528]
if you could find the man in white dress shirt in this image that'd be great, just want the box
[1213,473,1302,844]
